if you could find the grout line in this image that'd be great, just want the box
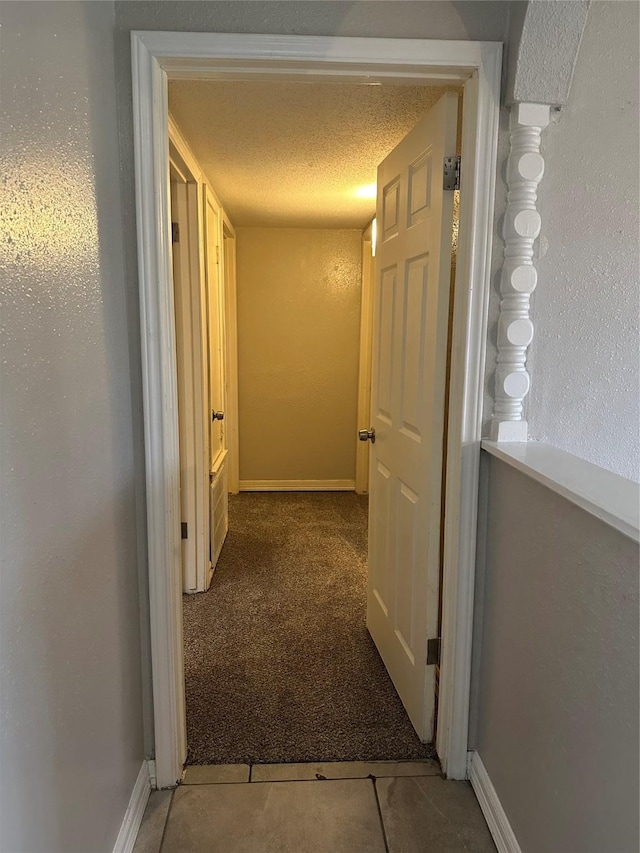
[372,779,390,853]
[245,772,439,785]
[158,789,175,853]
[181,779,251,786]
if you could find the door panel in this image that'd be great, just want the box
[367,92,459,741]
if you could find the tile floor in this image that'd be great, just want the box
[134,761,497,852]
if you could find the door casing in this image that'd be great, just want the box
[222,215,240,495]
[131,31,502,788]
[355,223,374,496]
[168,125,211,597]
[169,118,228,596]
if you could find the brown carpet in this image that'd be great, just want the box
[183,492,435,765]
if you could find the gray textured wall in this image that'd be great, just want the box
[0,3,146,851]
[0,5,509,847]
[526,1,640,481]
[116,1,509,41]
[471,454,639,852]
[506,0,589,105]
[3,1,638,847]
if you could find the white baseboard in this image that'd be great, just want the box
[468,751,522,853]
[112,761,152,853]
[147,759,157,790]
[239,479,355,492]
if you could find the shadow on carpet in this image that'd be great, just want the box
[183,492,435,765]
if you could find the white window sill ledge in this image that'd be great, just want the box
[481,441,640,544]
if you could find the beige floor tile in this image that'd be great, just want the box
[182,764,250,784]
[251,759,440,782]
[132,790,172,853]
[377,776,497,852]
[162,778,386,853]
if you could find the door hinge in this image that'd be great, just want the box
[427,637,441,666]
[443,156,461,191]
[216,244,220,265]
[181,521,188,540]
[172,222,180,243]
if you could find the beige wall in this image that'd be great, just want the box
[236,228,362,484]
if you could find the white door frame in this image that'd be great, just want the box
[222,215,240,495]
[131,31,502,788]
[169,117,211,595]
[355,222,374,496]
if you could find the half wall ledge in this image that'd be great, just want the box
[482,441,640,544]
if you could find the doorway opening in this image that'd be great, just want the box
[169,79,462,768]
[131,32,502,788]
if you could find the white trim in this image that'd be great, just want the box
[436,44,502,780]
[169,175,197,591]
[355,226,374,495]
[169,162,210,594]
[147,759,157,790]
[169,121,240,494]
[112,762,152,853]
[223,221,240,494]
[133,31,487,83]
[168,114,203,183]
[468,752,522,853]
[132,32,187,788]
[131,31,502,789]
[169,116,214,591]
[482,441,640,543]
[239,479,356,492]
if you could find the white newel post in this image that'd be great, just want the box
[491,102,550,441]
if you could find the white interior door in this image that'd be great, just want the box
[203,186,229,570]
[366,92,459,741]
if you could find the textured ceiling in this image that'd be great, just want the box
[168,80,458,228]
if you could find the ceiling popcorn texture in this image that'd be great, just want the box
[168,80,458,228]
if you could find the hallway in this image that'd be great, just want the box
[183,493,434,765]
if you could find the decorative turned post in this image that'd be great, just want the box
[491,102,550,441]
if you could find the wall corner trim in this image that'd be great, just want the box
[468,751,522,853]
[112,761,152,853]
[490,102,550,442]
